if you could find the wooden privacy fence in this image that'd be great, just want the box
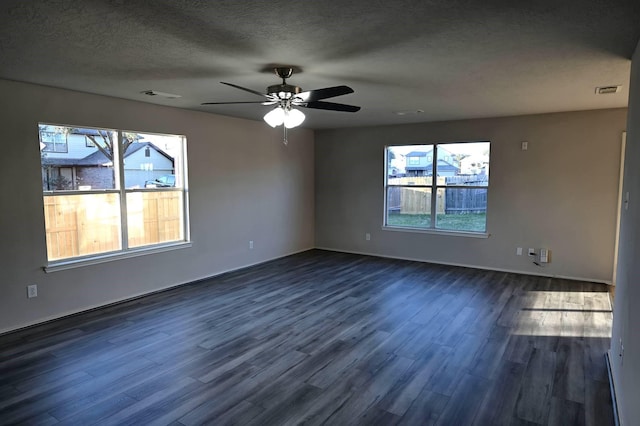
[444,175,487,214]
[444,187,487,214]
[387,187,446,214]
[43,191,183,261]
[388,175,487,215]
[127,191,184,248]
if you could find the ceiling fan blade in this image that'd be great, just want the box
[201,101,271,105]
[221,82,267,98]
[297,85,354,102]
[302,101,361,112]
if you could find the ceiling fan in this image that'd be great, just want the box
[202,67,360,133]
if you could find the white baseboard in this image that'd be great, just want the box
[314,246,613,284]
[606,350,622,426]
[0,246,313,336]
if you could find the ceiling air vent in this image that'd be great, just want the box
[394,109,424,116]
[141,90,182,99]
[595,85,621,95]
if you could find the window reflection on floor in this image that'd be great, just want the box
[512,290,612,338]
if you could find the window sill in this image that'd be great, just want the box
[44,241,192,273]
[382,226,489,238]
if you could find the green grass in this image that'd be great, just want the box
[387,213,486,232]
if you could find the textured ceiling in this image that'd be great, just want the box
[1,0,639,129]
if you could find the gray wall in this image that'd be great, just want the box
[0,79,315,333]
[610,40,640,425]
[315,109,627,283]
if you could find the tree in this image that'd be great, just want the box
[82,130,138,161]
[39,126,142,190]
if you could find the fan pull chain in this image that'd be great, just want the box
[283,126,288,145]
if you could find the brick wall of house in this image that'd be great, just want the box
[77,167,114,190]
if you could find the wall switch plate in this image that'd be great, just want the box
[27,284,37,298]
[528,248,535,256]
[365,233,371,241]
[521,141,528,151]
[249,240,254,249]
[516,247,523,256]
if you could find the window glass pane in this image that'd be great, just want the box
[386,187,432,228]
[126,191,185,248]
[436,142,490,185]
[43,193,122,260]
[435,187,487,232]
[123,132,185,189]
[387,145,433,180]
[39,125,118,191]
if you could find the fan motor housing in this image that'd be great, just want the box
[268,84,302,98]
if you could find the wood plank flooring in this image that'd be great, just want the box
[0,250,614,425]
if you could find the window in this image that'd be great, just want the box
[40,130,68,152]
[408,156,420,165]
[39,124,189,264]
[385,141,490,233]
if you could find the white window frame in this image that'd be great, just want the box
[39,123,191,272]
[384,141,490,237]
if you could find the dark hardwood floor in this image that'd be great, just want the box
[0,250,614,425]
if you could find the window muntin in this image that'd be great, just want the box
[39,124,189,263]
[385,142,490,233]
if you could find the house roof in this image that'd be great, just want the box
[0,1,638,129]
[45,142,174,167]
[406,160,460,172]
[405,147,454,158]
[125,142,175,163]
[70,128,106,136]
[406,151,428,157]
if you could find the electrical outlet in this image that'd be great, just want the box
[620,338,624,364]
[625,192,630,211]
[528,248,535,257]
[27,284,37,298]
[249,240,254,250]
[516,247,523,256]
[521,141,528,151]
[539,248,549,263]
[365,233,371,241]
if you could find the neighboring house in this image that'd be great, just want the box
[120,143,175,188]
[460,154,489,176]
[40,127,174,190]
[404,147,460,177]
[388,165,400,178]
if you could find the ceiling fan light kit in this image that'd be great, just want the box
[263,106,306,128]
[202,66,360,142]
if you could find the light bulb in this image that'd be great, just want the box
[264,107,285,127]
[284,108,305,128]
